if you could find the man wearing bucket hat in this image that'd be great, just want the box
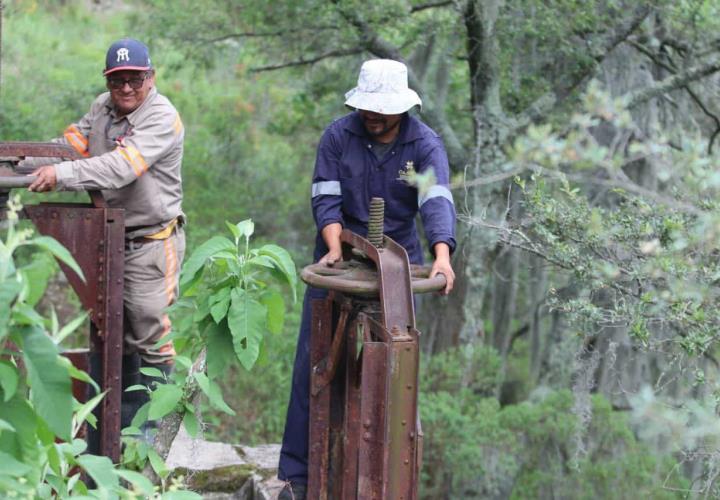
[278,59,456,499]
[25,38,185,434]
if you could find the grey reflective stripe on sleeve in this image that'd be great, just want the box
[311,180,342,198]
[418,185,454,208]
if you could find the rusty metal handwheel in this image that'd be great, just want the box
[301,260,446,296]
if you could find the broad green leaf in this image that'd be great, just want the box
[0,418,14,433]
[148,383,183,420]
[193,371,211,398]
[236,219,255,239]
[147,447,169,479]
[179,236,235,287]
[194,372,235,415]
[258,244,297,301]
[25,235,85,282]
[139,367,165,379]
[130,402,150,429]
[206,320,236,379]
[0,396,40,471]
[227,288,267,371]
[122,426,142,436]
[18,252,54,306]
[225,220,242,242]
[260,289,285,334]
[11,302,44,326]
[0,279,21,339]
[183,407,200,438]
[209,287,232,323]
[76,454,118,490]
[21,325,73,440]
[116,469,155,496]
[247,254,277,269]
[63,358,100,393]
[174,355,193,371]
[0,361,18,402]
[57,438,87,457]
[0,450,31,476]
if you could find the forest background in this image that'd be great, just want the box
[3,0,720,498]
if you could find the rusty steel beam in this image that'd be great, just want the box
[0,141,106,207]
[25,203,125,461]
[305,228,429,499]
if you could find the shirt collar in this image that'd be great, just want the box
[105,87,158,125]
[344,111,424,145]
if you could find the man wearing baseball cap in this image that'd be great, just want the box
[25,38,185,434]
[277,59,456,500]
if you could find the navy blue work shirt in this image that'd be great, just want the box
[311,111,456,264]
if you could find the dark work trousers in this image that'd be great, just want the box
[278,286,328,484]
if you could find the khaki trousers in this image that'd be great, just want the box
[123,228,185,364]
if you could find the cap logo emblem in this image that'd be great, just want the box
[116,48,130,62]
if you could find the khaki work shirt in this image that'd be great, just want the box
[29,88,185,239]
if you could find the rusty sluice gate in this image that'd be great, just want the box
[0,142,124,462]
[302,197,446,500]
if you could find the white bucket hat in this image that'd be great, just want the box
[344,59,422,114]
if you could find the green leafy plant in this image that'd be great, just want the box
[122,219,297,477]
[0,195,194,498]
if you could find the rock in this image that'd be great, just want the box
[166,427,285,499]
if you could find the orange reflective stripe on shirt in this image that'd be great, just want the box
[173,113,183,135]
[63,125,90,157]
[118,145,148,177]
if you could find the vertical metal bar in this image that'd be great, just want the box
[100,208,124,462]
[342,316,362,498]
[308,296,333,500]
[358,341,389,500]
[386,337,420,500]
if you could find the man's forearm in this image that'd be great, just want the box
[321,222,343,252]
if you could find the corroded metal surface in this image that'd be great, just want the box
[26,204,125,462]
[0,141,106,208]
[0,141,79,160]
[301,260,446,296]
[307,224,430,499]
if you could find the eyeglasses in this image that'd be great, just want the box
[106,73,149,90]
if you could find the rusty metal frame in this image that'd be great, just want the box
[308,229,427,499]
[0,142,124,462]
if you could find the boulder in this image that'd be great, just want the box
[165,427,285,499]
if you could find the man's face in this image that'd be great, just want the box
[359,110,402,142]
[106,70,155,116]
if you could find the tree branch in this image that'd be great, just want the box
[250,48,363,72]
[411,1,453,13]
[624,58,720,109]
[628,40,720,154]
[513,4,653,134]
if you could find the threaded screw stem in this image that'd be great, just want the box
[368,197,385,248]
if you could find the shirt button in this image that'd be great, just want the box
[367,144,372,149]
[392,151,395,155]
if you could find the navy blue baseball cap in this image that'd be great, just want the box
[104,38,152,76]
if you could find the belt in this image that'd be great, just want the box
[125,236,158,252]
[125,218,180,251]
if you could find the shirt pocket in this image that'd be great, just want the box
[389,179,418,219]
[339,174,368,223]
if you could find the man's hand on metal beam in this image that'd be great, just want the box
[430,242,455,295]
[28,165,57,192]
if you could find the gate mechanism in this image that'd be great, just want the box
[301,197,446,500]
[0,142,124,462]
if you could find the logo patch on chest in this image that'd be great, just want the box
[397,160,416,184]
